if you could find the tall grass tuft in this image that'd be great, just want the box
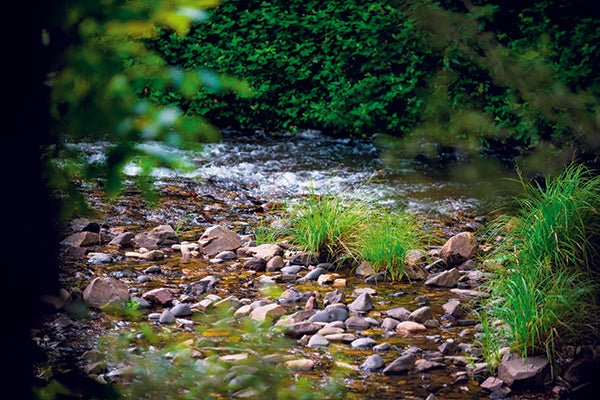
[287,192,368,261]
[358,213,423,281]
[482,164,600,367]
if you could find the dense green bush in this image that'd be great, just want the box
[148,0,600,160]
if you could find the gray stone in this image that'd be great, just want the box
[425,268,461,288]
[144,266,162,274]
[198,225,242,256]
[481,377,504,392]
[142,288,173,305]
[87,253,113,265]
[244,257,266,271]
[159,309,175,324]
[170,303,192,317]
[385,307,411,321]
[305,267,326,281]
[283,322,321,338]
[351,337,376,349]
[136,275,151,284]
[215,250,237,260]
[316,263,334,271]
[70,218,100,233]
[308,310,331,323]
[442,299,466,318]
[323,333,355,342]
[373,343,391,352]
[364,273,387,283]
[348,293,373,313]
[83,277,129,309]
[355,261,374,277]
[414,359,444,372]
[326,306,349,322]
[497,354,550,388]
[289,252,318,266]
[323,290,345,306]
[246,244,282,261]
[307,334,329,348]
[382,354,416,375]
[345,316,370,330]
[396,321,427,336]
[361,354,385,371]
[439,232,478,267]
[409,306,433,323]
[281,265,302,275]
[250,304,286,322]
[438,340,458,355]
[382,318,400,331]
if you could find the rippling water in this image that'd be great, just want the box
[70,130,480,215]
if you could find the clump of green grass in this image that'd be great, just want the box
[254,223,281,245]
[358,212,423,281]
[481,164,600,367]
[287,192,368,261]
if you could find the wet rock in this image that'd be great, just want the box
[490,387,512,398]
[289,252,318,266]
[458,259,477,271]
[316,262,334,271]
[351,337,376,349]
[361,354,385,371]
[409,306,433,323]
[219,353,249,363]
[159,309,175,324]
[396,321,427,336]
[333,278,347,287]
[385,307,411,321]
[323,290,345,306]
[439,232,478,267]
[198,225,242,256]
[564,347,597,386]
[355,261,374,277]
[185,276,219,296]
[170,303,192,317]
[131,296,151,308]
[352,287,377,298]
[214,296,241,310]
[125,250,165,261]
[317,273,338,285]
[246,244,282,261]
[83,277,129,309]
[215,250,237,260]
[148,313,161,321]
[382,318,400,332]
[449,288,489,298]
[308,310,330,323]
[281,265,302,275]
[284,322,321,338]
[481,377,504,392]
[325,304,349,321]
[324,333,355,342]
[307,334,329,348]
[438,340,458,355]
[136,275,151,284]
[414,359,444,372]
[286,359,314,371]
[84,361,108,375]
[266,255,285,271]
[280,288,314,304]
[345,316,370,330]
[277,309,316,325]
[305,267,326,281]
[108,232,134,248]
[425,259,447,274]
[71,218,101,233]
[61,231,100,247]
[142,288,174,306]
[373,343,391,352]
[87,252,113,265]
[305,296,318,310]
[406,249,428,267]
[250,304,287,322]
[144,265,162,274]
[424,319,440,328]
[318,327,344,336]
[348,293,373,313]
[405,264,428,280]
[425,268,461,288]
[442,299,466,318]
[364,273,387,283]
[244,257,266,271]
[133,224,178,250]
[382,354,416,375]
[497,354,550,388]
[193,299,214,312]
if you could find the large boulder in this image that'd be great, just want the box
[439,232,478,267]
[198,225,242,256]
[133,224,178,250]
[61,231,100,247]
[425,268,461,288]
[83,277,129,309]
[497,354,550,388]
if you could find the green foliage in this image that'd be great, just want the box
[44,0,250,218]
[287,192,368,261]
[481,164,600,364]
[149,1,436,136]
[253,223,283,245]
[358,212,423,281]
[97,309,344,399]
